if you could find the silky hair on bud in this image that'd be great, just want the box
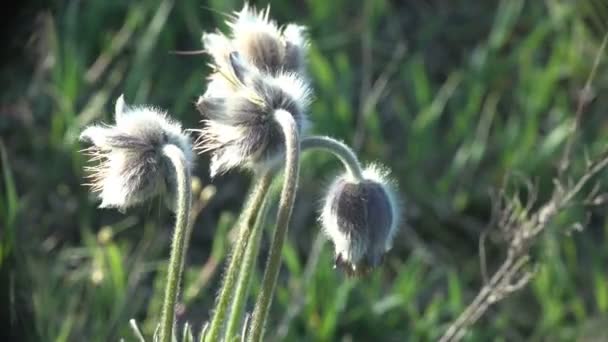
[80,95,194,211]
[196,52,311,176]
[202,3,309,75]
[320,164,401,276]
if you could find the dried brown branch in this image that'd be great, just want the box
[439,32,608,342]
[440,147,608,342]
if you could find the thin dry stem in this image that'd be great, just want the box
[440,32,608,342]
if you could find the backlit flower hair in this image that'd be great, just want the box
[320,164,401,276]
[80,95,194,211]
[196,52,311,176]
[202,3,308,75]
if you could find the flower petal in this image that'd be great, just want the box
[80,125,112,149]
[114,94,128,124]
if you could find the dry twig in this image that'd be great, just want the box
[439,32,608,342]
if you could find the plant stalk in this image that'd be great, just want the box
[248,109,300,342]
[224,180,273,340]
[159,144,193,342]
[301,136,364,181]
[205,171,273,341]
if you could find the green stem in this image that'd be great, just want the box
[159,144,193,342]
[300,136,364,181]
[224,179,273,340]
[206,171,273,341]
[248,109,300,342]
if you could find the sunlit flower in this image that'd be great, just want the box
[196,52,311,176]
[320,164,401,276]
[202,3,308,75]
[80,95,194,211]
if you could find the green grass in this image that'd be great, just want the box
[2,0,608,341]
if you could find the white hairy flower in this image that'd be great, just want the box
[202,3,308,75]
[80,95,194,211]
[320,164,401,276]
[196,52,311,176]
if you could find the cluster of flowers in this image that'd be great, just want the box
[80,4,401,276]
[79,4,402,341]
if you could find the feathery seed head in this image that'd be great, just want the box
[320,164,401,276]
[202,3,308,75]
[196,52,311,176]
[80,95,194,211]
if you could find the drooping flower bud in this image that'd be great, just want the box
[80,95,194,211]
[196,52,310,176]
[202,4,308,76]
[320,164,400,276]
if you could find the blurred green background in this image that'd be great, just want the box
[2,0,608,341]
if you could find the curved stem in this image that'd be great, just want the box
[205,171,273,341]
[159,144,192,342]
[224,181,273,340]
[248,109,300,342]
[300,136,364,181]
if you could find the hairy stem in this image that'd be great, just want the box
[225,181,273,340]
[159,144,192,342]
[438,256,515,342]
[301,135,364,181]
[205,171,273,341]
[248,109,300,342]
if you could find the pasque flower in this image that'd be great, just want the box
[202,3,308,75]
[196,3,311,177]
[196,52,311,176]
[80,95,194,211]
[81,95,196,342]
[320,164,400,276]
[197,5,312,340]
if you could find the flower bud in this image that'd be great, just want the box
[320,165,400,276]
[202,4,308,75]
[196,52,310,176]
[80,95,194,211]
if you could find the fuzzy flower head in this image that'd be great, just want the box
[320,164,401,276]
[80,95,194,211]
[202,3,308,75]
[196,52,311,176]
